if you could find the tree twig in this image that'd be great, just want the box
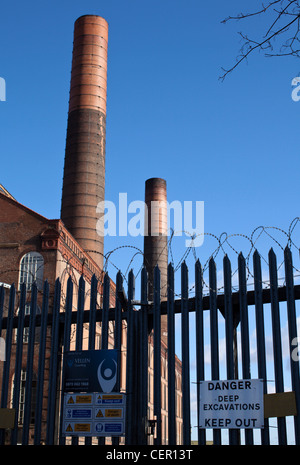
[220,0,300,80]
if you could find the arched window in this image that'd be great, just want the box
[19,252,44,291]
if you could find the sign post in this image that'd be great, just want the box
[199,379,264,429]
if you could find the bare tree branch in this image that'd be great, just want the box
[220,0,300,80]
[221,0,283,23]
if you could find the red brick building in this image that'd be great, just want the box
[0,190,118,443]
[0,190,109,295]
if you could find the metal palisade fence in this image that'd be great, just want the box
[0,246,299,445]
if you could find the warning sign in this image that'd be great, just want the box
[199,379,264,429]
[74,423,91,433]
[105,409,122,418]
[62,392,126,437]
[96,409,104,418]
[94,408,123,419]
[65,394,93,405]
[63,422,92,435]
[95,394,125,405]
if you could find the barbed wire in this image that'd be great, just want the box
[101,217,300,296]
[0,218,299,306]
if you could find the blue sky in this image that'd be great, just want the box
[0,1,299,280]
[0,0,299,278]
[1,1,300,444]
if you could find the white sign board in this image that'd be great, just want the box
[62,392,126,437]
[199,379,264,429]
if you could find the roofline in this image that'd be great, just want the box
[0,191,50,222]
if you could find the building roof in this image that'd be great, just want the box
[0,190,49,222]
[0,184,16,201]
[0,191,112,289]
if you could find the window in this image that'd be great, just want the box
[18,370,37,426]
[22,303,41,343]
[19,252,44,291]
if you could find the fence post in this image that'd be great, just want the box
[209,257,221,445]
[167,263,176,445]
[195,259,205,445]
[85,274,97,446]
[253,250,270,445]
[238,252,254,445]
[76,276,85,350]
[153,265,162,445]
[22,283,38,445]
[46,278,61,445]
[0,285,5,339]
[71,276,85,446]
[125,270,135,445]
[138,266,148,445]
[181,261,191,445]
[101,273,110,350]
[111,271,123,446]
[284,246,300,445]
[34,280,50,445]
[10,283,26,444]
[223,255,239,445]
[0,284,15,437]
[98,272,110,446]
[269,248,287,444]
[88,274,97,349]
[58,277,73,445]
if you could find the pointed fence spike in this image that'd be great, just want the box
[268,247,276,258]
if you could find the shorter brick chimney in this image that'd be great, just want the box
[144,178,168,341]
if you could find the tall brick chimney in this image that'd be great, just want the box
[61,15,108,269]
[144,178,168,341]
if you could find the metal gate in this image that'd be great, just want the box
[0,246,299,445]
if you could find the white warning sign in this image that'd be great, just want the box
[62,392,126,437]
[199,379,264,429]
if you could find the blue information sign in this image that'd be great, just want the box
[63,350,118,393]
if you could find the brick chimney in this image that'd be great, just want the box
[60,15,108,269]
[144,178,168,341]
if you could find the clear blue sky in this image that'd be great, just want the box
[0,0,299,276]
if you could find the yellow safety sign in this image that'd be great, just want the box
[66,394,93,405]
[102,395,123,400]
[105,409,122,418]
[75,395,92,404]
[74,423,91,433]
